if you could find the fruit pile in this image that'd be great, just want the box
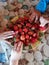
[8,16,46,46]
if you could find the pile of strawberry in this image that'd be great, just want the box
[10,16,45,46]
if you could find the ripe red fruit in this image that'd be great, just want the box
[30,36,32,40]
[31,38,37,43]
[18,24,22,28]
[26,23,31,27]
[18,17,23,21]
[24,16,29,20]
[33,33,37,37]
[34,24,39,29]
[25,34,29,39]
[28,31,33,35]
[31,26,35,30]
[39,26,46,31]
[25,40,29,46]
[21,22,24,25]
[19,28,22,32]
[21,32,24,35]
[26,40,29,43]
[20,35,25,41]
[23,28,28,33]
[14,25,18,31]
[15,31,19,34]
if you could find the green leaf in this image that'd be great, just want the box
[39,32,44,37]
[29,45,32,49]
[38,38,42,41]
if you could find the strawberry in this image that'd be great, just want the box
[30,36,32,40]
[31,38,37,43]
[25,40,29,46]
[33,33,37,38]
[23,28,28,33]
[15,31,19,34]
[21,32,25,35]
[28,31,33,35]
[25,34,29,39]
[39,26,46,31]
[18,24,22,28]
[21,22,24,25]
[18,17,23,22]
[14,25,18,31]
[20,35,25,41]
[19,28,22,33]
[31,26,35,30]
[26,23,31,27]
[24,16,29,21]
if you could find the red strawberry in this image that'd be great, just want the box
[25,34,29,39]
[18,24,22,28]
[20,35,25,41]
[26,40,29,43]
[33,33,37,38]
[26,23,31,27]
[34,24,39,29]
[28,31,33,35]
[31,38,37,43]
[21,22,24,25]
[31,26,35,30]
[25,40,29,46]
[23,28,28,33]
[21,32,25,35]
[39,26,46,31]
[15,31,19,34]
[14,25,18,31]
[18,17,23,22]
[30,36,32,40]
[19,28,22,32]
[24,16,29,20]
